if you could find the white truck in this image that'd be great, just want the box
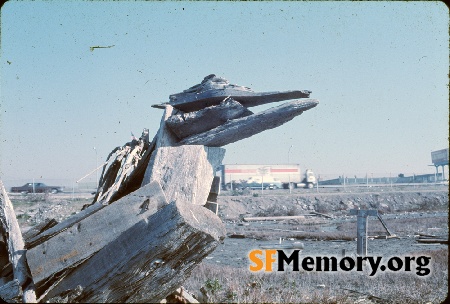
[219,164,316,190]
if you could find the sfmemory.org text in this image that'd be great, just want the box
[248,249,431,276]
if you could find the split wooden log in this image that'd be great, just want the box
[141,145,225,206]
[0,279,21,302]
[156,74,312,112]
[311,211,334,219]
[26,181,168,296]
[25,203,105,250]
[204,176,221,215]
[416,238,448,245]
[22,218,58,243]
[243,215,311,222]
[178,99,319,147]
[0,181,36,303]
[377,214,393,236]
[93,128,154,205]
[43,200,226,303]
[165,97,253,139]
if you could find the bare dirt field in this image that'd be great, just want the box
[8,185,449,303]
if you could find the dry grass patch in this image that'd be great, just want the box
[185,249,448,303]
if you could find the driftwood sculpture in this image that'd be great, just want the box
[0,74,318,303]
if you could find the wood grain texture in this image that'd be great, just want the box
[142,145,225,205]
[179,99,319,147]
[43,200,226,303]
[0,181,36,303]
[165,98,252,139]
[26,181,168,290]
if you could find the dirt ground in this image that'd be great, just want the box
[7,185,449,302]
[209,186,448,268]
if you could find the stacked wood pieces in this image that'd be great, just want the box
[0,181,37,303]
[91,128,153,205]
[178,99,319,147]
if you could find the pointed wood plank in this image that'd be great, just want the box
[141,145,225,205]
[179,99,319,147]
[0,181,36,302]
[26,181,168,291]
[166,98,253,139]
[44,200,226,303]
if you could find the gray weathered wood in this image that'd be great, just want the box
[141,145,225,205]
[206,176,221,203]
[154,74,312,112]
[26,181,168,290]
[179,99,319,147]
[0,181,37,303]
[166,98,253,139]
[43,200,226,303]
[0,279,21,302]
[22,218,58,244]
[155,105,179,148]
[204,202,218,215]
[243,215,309,222]
[26,204,104,250]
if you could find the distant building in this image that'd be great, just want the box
[431,148,449,181]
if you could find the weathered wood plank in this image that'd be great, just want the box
[43,200,226,303]
[0,279,21,302]
[166,98,253,139]
[168,89,312,112]
[26,202,105,250]
[155,74,312,112]
[243,215,310,222]
[204,202,218,215]
[141,145,225,205]
[206,176,221,203]
[26,181,168,290]
[179,99,319,147]
[22,218,58,243]
[0,181,36,303]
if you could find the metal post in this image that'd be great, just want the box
[261,175,264,195]
[316,175,319,192]
[349,209,378,256]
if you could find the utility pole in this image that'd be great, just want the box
[288,145,293,194]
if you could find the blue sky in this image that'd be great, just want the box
[1,1,448,185]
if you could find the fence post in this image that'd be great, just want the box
[349,209,378,256]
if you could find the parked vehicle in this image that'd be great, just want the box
[10,183,64,194]
[219,164,316,190]
[297,169,317,189]
[243,177,283,190]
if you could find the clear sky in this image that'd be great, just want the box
[1,1,448,186]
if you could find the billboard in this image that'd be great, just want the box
[431,148,449,166]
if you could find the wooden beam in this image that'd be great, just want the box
[243,215,310,222]
[26,203,104,250]
[0,181,36,303]
[207,176,221,202]
[141,145,225,206]
[166,98,253,139]
[179,99,319,147]
[0,279,21,302]
[43,200,226,303]
[158,74,312,112]
[26,181,168,292]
